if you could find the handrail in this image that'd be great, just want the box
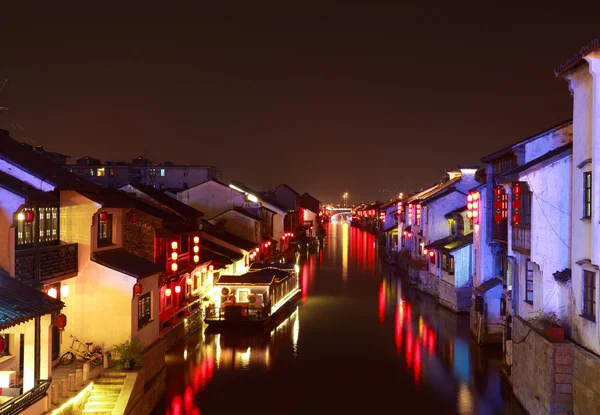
[0,379,51,415]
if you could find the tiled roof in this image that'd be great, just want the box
[496,143,572,184]
[201,239,245,261]
[275,184,299,196]
[555,38,600,76]
[200,223,257,252]
[125,184,204,217]
[200,249,234,266]
[0,270,64,330]
[250,263,296,271]
[424,233,473,252]
[480,120,573,163]
[92,249,163,279]
[0,170,57,202]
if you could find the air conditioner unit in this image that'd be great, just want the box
[247,293,263,308]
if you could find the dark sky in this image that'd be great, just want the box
[0,3,598,204]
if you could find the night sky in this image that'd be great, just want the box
[1,4,598,204]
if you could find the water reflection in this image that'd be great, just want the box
[157,224,524,415]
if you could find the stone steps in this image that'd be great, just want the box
[81,373,126,415]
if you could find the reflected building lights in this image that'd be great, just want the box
[457,382,474,415]
[293,307,300,358]
[342,223,349,285]
[378,281,386,324]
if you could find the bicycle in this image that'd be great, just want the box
[60,334,104,366]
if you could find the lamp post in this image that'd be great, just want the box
[343,192,348,207]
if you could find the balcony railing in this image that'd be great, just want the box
[206,303,270,321]
[0,379,51,415]
[512,226,531,254]
[15,243,78,283]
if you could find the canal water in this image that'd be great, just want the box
[154,223,525,415]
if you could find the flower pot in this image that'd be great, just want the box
[544,326,564,341]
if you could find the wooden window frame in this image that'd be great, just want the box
[584,172,592,219]
[583,270,596,321]
[525,260,534,304]
[98,214,113,247]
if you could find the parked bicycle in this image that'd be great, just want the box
[60,334,103,366]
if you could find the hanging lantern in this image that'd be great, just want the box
[171,241,178,251]
[264,242,269,248]
[512,183,522,225]
[165,288,172,297]
[193,254,199,263]
[171,263,178,272]
[171,252,178,261]
[175,285,181,294]
[24,209,35,224]
[99,210,108,224]
[0,336,4,354]
[134,282,143,296]
[193,236,200,244]
[131,213,137,225]
[55,313,67,330]
[193,246,200,253]
[429,251,435,258]
[209,265,214,271]
[186,277,193,285]
[48,287,58,299]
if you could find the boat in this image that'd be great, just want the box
[204,264,301,328]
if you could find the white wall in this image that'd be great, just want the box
[454,244,473,288]
[524,124,573,163]
[179,180,245,219]
[424,191,466,245]
[0,188,24,273]
[210,210,260,243]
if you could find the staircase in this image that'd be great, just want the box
[81,372,126,415]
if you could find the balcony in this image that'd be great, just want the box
[0,379,51,415]
[15,243,78,283]
[512,226,531,254]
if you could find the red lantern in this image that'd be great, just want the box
[24,209,35,224]
[0,336,5,354]
[175,285,181,294]
[99,211,108,223]
[165,288,172,297]
[134,282,143,296]
[55,313,67,330]
[513,183,521,195]
[494,213,502,223]
[429,251,434,258]
[131,213,137,225]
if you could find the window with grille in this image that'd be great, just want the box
[525,260,534,304]
[138,292,152,328]
[583,270,596,320]
[38,207,59,245]
[584,172,592,219]
[98,214,113,247]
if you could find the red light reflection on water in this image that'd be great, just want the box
[394,304,403,354]
[406,331,413,368]
[301,263,309,303]
[378,281,385,324]
[414,340,422,384]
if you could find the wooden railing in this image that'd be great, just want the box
[15,243,78,283]
[206,303,271,321]
[512,226,531,253]
[0,379,51,415]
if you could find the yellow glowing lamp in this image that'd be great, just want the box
[171,252,178,261]
[175,285,181,294]
[193,236,200,244]
[171,241,178,251]
[467,211,473,219]
[193,254,199,263]
[193,245,200,253]
[467,194,473,202]
[171,263,178,272]
[17,212,25,221]
[165,288,172,297]
[61,284,69,299]
[186,277,193,285]
[48,287,58,299]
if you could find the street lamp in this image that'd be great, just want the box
[343,192,348,207]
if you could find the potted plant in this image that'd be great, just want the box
[527,310,565,341]
[110,337,145,370]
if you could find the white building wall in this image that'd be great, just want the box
[424,191,466,245]
[523,157,572,323]
[154,166,214,189]
[0,188,24,273]
[454,244,473,288]
[59,191,159,350]
[524,124,573,163]
[209,210,260,243]
[179,181,245,219]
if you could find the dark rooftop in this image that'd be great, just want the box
[0,270,64,330]
[201,221,258,252]
[555,38,600,76]
[200,249,234,267]
[0,170,58,202]
[216,274,276,285]
[496,143,573,184]
[124,184,204,217]
[200,239,245,261]
[425,233,473,252]
[92,249,163,279]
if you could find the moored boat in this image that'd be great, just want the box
[204,264,301,327]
